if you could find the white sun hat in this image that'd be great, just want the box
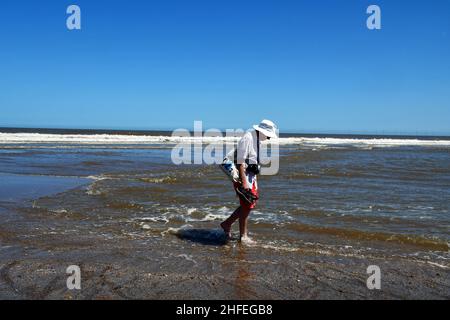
[253,119,278,138]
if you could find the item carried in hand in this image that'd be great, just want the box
[220,157,240,183]
[235,186,259,204]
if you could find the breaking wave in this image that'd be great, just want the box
[1,132,450,148]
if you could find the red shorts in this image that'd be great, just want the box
[233,181,259,210]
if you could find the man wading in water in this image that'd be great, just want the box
[220,120,278,243]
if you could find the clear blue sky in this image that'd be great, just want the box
[0,0,449,134]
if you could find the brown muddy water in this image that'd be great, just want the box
[0,132,449,299]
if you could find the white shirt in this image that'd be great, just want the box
[233,130,259,165]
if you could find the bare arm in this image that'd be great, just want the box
[238,164,249,189]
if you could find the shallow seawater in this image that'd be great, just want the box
[0,173,89,202]
[1,140,449,254]
[0,136,449,298]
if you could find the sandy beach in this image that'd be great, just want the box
[0,226,448,299]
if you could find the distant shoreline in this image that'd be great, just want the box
[1,127,449,141]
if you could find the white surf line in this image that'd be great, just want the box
[1,133,450,147]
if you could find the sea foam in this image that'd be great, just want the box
[1,132,450,147]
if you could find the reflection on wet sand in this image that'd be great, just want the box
[233,245,257,300]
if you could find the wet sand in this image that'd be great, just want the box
[0,243,448,300]
[0,205,448,300]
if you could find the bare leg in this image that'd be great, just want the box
[238,207,251,239]
[220,206,241,237]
